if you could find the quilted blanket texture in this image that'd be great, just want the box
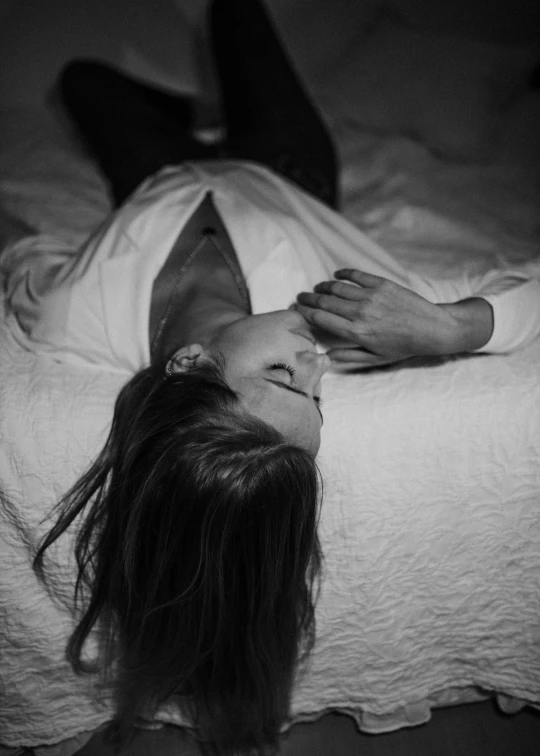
[1,107,540,754]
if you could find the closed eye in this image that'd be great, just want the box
[270,362,296,378]
[263,377,324,425]
[268,365,323,409]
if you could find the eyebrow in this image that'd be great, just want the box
[263,378,324,424]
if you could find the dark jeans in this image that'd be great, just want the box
[60,0,339,208]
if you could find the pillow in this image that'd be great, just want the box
[0,107,110,245]
[320,15,538,162]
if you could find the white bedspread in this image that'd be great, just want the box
[1,107,540,754]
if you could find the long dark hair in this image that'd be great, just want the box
[34,357,322,755]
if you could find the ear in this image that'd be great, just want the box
[165,343,212,375]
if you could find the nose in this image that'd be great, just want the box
[297,350,331,391]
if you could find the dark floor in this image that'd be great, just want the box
[76,699,540,756]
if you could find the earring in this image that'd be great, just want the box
[165,356,179,377]
[165,353,198,377]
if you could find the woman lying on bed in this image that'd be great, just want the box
[1,1,539,755]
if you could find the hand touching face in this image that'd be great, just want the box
[208,310,331,453]
[296,269,490,368]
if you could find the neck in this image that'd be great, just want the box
[156,291,246,361]
[150,190,251,361]
[181,300,245,346]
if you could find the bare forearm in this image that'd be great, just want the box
[296,270,497,368]
[438,298,494,354]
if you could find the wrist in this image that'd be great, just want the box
[438,298,494,354]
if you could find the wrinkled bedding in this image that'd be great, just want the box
[1,106,540,755]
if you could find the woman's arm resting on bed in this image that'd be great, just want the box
[439,297,494,351]
[296,269,494,367]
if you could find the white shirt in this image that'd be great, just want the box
[3,161,540,374]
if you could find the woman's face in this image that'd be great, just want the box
[208,310,330,453]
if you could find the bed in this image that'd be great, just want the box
[1,0,540,754]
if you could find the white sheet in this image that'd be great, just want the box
[1,106,540,754]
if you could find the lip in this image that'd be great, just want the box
[289,327,317,346]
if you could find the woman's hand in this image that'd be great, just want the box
[296,269,494,368]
